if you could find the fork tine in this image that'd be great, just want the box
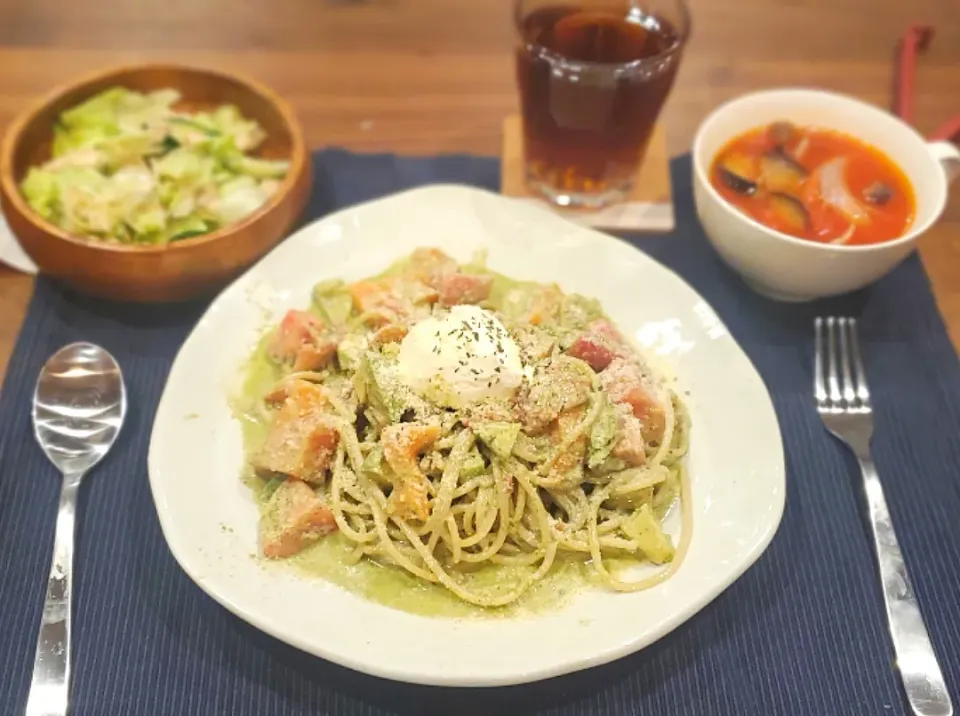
[848,318,871,407]
[814,318,827,403]
[838,318,856,406]
[826,317,842,404]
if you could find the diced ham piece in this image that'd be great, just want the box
[382,421,441,521]
[599,359,666,444]
[348,278,439,325]
[407,248,458,288]
[252,382,339,484]
[268,310,323,360]
[611,405,647,466]
[565,319,629,372]
[267,379,327,415]
[437,273,494,306]
[260,479,337,558]
[268,310,338,372]
[292,339,338,371]
[262,383,290,406]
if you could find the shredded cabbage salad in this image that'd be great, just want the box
[20,87,290,245]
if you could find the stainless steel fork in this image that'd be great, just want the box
[815,317,952,716]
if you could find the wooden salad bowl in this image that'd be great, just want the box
[0,63,311,303]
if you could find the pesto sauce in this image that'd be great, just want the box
[232,333,283,494]
[289,534,585,618]
[231,267,631,619]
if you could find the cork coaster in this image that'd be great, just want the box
[500,115,674,233]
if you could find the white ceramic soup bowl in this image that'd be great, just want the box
[692,88,960,302]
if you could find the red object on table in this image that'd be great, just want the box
[931,116,960,143]
[894,23,960,142]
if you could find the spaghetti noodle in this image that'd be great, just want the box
[242,248,690,608]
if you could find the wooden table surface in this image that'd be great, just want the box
[0,0,958,381]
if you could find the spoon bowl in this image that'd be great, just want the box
[33,343,126,477]
[25,342,126,716]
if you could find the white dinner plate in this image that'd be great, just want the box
[148,185,785,687]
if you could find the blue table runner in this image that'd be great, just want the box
[0,152,958,715]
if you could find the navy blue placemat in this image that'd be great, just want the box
[1,152,958,716]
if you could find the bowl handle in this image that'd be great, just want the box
[928,140,960,183]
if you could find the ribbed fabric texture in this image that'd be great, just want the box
[0,153,957,716]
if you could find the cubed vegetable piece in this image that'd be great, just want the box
[519,356,593,433]
[586,397,618,469]
[474,421,521,459]
[460,446,487,478]
[560,294,604,329]
[260,479,337,559]
[312,283,354,326]
[354,351,416,424]
[361,443,385,477]
[622,504,675,564]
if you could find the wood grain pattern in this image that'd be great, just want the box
[0,0,957,378]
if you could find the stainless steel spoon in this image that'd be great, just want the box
[24,343,126,716]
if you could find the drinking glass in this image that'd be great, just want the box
[514,0,690,208]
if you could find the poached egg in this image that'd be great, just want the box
[397,305,525,409]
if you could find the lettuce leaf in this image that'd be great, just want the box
[20,86,288,246]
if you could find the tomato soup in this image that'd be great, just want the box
[709,122,915,246]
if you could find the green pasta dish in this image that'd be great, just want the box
[237,248,690,610]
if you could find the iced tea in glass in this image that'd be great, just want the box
[515,0,690,207]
